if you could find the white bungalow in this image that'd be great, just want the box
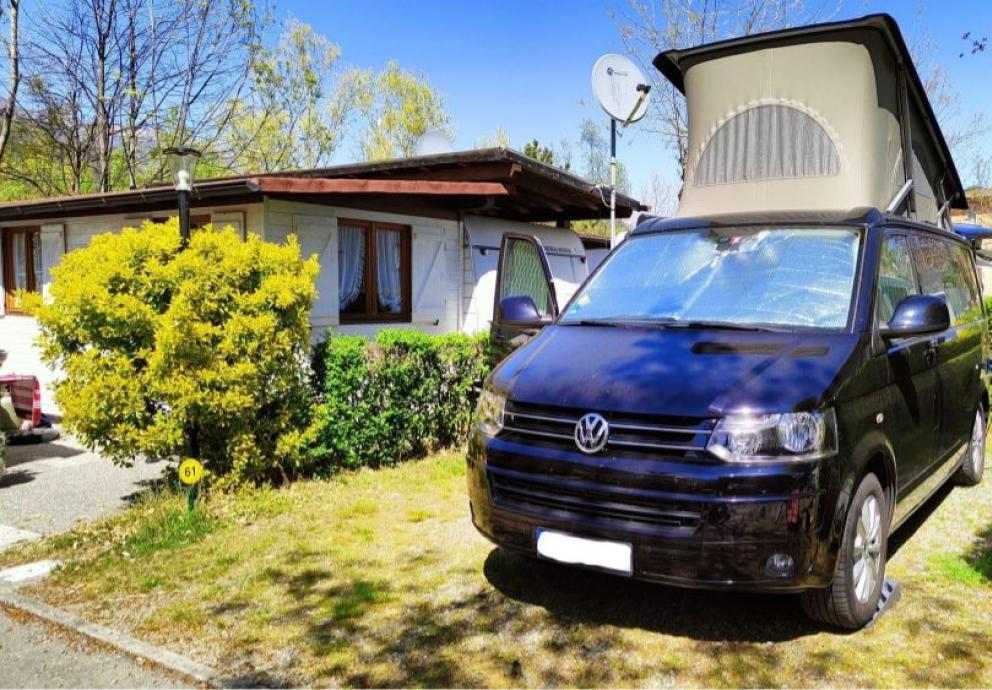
[0,148,642,413]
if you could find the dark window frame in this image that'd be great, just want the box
[2,226,41,314]
[338,218,412,324]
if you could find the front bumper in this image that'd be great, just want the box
[467,430,837,591]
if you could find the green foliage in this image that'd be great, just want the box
[225,18,364,173]
[25,220,319,486]
[985,296,992,335]
[523,138,556,166]
[309,330,494,470]
[124,504,217,558]
[355,61,453,161]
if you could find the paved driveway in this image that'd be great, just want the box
[1,436,176,688]
[0,608,181,689]
[0,436,167,549]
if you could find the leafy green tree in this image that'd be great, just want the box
[522,139,555,166]
[225,19,364,172]
[24,221,319,485]
[355,61,452,161]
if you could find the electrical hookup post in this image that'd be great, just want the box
[178,458,204,512]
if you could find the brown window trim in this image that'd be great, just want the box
[2,226,41,314]
[338,218,412,324]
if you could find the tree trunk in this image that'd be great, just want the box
[0,0,20,167]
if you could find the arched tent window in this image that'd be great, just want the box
[693,104,841,186]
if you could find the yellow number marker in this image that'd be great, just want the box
[178,458,204,486]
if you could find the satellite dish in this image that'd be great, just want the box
[414,130,455,157]
[591,54,651,124]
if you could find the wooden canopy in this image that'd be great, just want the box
[0,148,644,223]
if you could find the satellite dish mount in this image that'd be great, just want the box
[591,54,651,247]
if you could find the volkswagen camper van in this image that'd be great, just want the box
[467,15,989,629]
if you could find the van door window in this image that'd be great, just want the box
[944,242,982,325]
[910,235,979,325]
[876,235,919,325]
[499,236,555,317]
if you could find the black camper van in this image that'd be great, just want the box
[467,15,988,629]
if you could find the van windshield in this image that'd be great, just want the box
[561,227,861,329]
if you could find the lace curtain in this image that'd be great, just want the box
[376,229,403,313]
[338,224,365,309]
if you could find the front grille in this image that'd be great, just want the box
[501,400,715,458]
[488,465,702,534]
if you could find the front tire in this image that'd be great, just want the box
[955,407,986,487]
[801,472,888,629]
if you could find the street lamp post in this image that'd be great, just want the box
[163,146,202,248]
[162,146,202,484]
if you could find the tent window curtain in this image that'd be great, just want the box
[338,218,411,323]
[338,224,366,310]
[693,104,840,187]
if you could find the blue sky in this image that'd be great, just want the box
[278,0,992,201]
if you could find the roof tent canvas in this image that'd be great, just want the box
[654,14,967,225]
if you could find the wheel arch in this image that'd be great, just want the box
[824,430,896,573]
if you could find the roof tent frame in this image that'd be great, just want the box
[654,14,968,217]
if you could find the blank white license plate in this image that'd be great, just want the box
[535,529,632,575]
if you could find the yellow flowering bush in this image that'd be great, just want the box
[26,220,319,485]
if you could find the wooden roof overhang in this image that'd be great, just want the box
[0,148,645,224]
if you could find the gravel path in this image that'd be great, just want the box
[0,608,181,688]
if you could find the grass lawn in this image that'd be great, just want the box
[2,451,991,687]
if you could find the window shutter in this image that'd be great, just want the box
[39,224,65,300]
[292,215,339,326]
[411,225,446,324]
[212,210,246,239]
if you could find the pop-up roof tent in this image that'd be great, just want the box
[654,14,968,226]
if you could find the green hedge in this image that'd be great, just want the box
[986,297,992,335]
[309,329,495,470]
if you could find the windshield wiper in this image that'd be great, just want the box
[660,319,789,333]
[563,317,788,332]
[562,318,637,328]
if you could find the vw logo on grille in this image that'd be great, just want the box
[575,412,609,454]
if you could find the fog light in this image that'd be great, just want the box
[764,553,795,578]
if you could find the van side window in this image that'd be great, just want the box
[946,242,982,324]
[910,235,980,325]
[876,235,918,325]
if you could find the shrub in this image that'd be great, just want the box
[309,329,494,470]
[25,220,319,486]
[986,297,992,335]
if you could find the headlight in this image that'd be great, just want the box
[475,389,506,437]
[708,409,837,462]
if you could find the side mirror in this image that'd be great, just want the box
[497,295,546,327]
[880,294,950,339]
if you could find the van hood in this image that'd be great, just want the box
[492,324,860,418]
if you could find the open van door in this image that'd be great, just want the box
[491,233,558,359]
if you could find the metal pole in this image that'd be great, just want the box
[609,118,617,249]
[178,188,190,249]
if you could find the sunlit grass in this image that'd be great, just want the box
[2,450,991,687]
